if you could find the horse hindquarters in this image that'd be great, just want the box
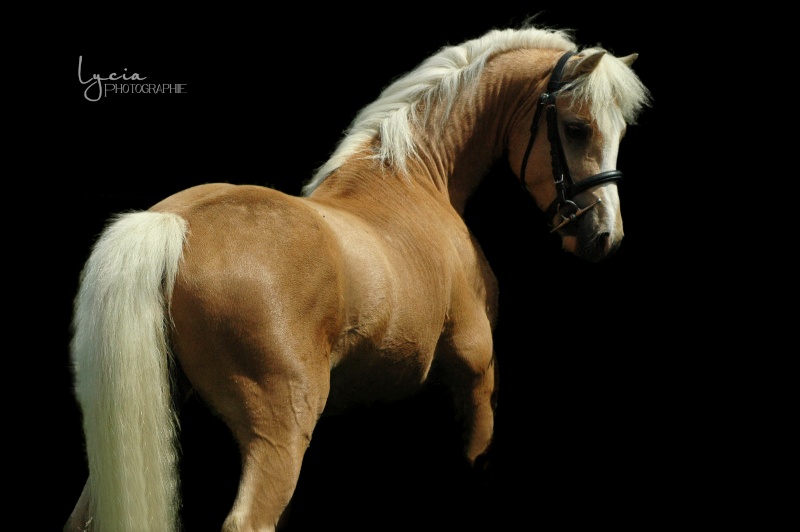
[66,211,188,532]
[163,189,342,531]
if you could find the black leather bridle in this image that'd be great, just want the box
[519,51,623,233]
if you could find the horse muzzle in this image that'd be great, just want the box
[554,193,623,262]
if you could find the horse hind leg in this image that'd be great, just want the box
[64,480,92,532]
[223,367,329,531]
[176,336,331,532]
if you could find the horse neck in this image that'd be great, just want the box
[406,80,517,214]
[403,50,557,215]
[311,49,557,216]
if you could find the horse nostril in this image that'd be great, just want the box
[599,232,611,254]
[598,231,624,259]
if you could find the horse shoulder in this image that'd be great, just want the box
[447,224,499,323]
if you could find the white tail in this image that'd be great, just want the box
[70,211,188,531]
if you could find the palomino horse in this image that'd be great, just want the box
[65,24,650,531]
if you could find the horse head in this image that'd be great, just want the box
[512,49,647,262]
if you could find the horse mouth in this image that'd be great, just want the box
[560,228,622,262]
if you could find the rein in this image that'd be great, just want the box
[519,51,623,233]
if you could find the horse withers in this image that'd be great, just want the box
[65,24,650,531]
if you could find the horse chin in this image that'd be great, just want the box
[560,226,622,262]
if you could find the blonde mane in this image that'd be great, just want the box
[563,47,652,138]
[302,25,650,196]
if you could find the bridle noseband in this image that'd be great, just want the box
[519,51,623,233]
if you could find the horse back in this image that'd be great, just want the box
[150,182,498,409]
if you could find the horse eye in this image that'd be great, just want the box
[564,122,590,141]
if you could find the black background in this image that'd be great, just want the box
[43,6,736,531]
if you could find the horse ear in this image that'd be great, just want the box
[618,53,639,67]
[565,50,606,80]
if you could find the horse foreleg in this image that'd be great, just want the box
[438,321,497,467]
[460,351,497,465]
